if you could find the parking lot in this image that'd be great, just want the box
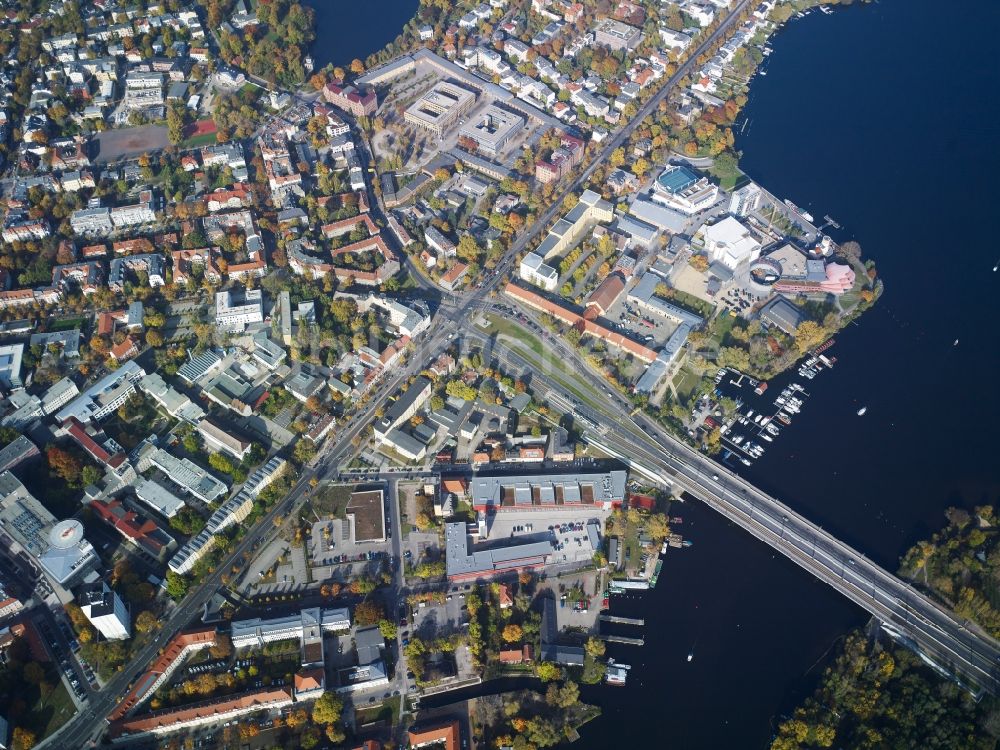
[604,292,684,350]
[408,593,469,642]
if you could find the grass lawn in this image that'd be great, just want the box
[49,316,86,332]
[709,161,745,192]
[452,499,475,523]
[674,366,701,404]
[355,695,400,726]
[705,311,736,349]
[622,520,642,573]
[31,674,76,740]
[180,131,219,149]
[311,483,354,518]
[667,289,716,319]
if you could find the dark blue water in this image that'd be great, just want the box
[301,0,418,70]
[575,1,1000,748]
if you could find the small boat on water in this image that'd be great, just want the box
[857,406,867,416]
[687,650,695,662]
[682,540,693,548]
[761,434,773,442]
[605,659,630,686]
[670,516,683,524]
[741,458,751,466]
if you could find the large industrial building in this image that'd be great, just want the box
[404,81,477,137]
[445,522,553,582]
[469,470,628,512]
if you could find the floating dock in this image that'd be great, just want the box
[599,615,645,626]
[599,635,645,646]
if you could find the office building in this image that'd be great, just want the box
[518,253,559,291]
[215,289,263,332]
[458,105,524,157]
[80,581,130,640]
[404,82,476,137]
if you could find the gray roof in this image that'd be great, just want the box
[613,213,659,245]
[383,428,426,458]
[445,522,553,579]
[469,470,627,509]
[760,297,804,334]
[540,644,585,665]
[355,625,384,666]
[377,376,431,433]
[628,272,704,327]
[628,196,689,233]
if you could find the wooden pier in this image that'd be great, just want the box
[599,615,645,626]
[598,635,645,646]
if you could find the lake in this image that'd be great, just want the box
[576,0,1000,747]
[301,0,418,70]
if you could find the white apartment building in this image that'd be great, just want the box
[215,289,263,332]
[519,253,559,291]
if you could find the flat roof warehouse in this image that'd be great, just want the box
[470,470,628,511]
[347,489,386,542]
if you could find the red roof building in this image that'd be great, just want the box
[585,273,626,318]
[110,335,140,362]
[90,498,176,560]
[504,283,657,363]
[323,83,378,118]
[108,627,217,723]
[408,721,460,750]
[65,417,126,468]
[498,584,513,609]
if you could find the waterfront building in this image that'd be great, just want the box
[699,216,762,270]
[468,470,627,512]
[651,164,719,215]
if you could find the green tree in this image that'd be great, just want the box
[165,571,189,600]
[584,637,605,659]
[311,691,343,725]
[81,465,102,487]
[536,661,561,682]
[134,610,159,634]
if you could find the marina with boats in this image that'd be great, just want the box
[708,340,839,469]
